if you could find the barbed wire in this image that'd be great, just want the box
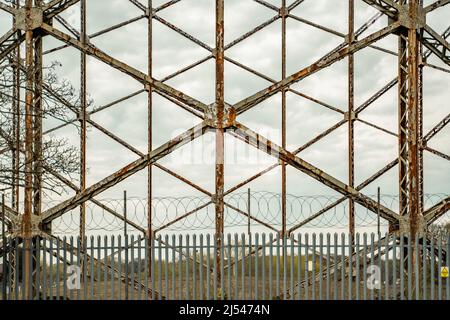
[34,192,450,234]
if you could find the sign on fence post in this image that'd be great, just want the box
[67,265,81,290]
[441,267,449,278]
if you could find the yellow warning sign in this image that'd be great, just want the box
[441,267,449,278]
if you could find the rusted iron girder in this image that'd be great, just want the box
[398,30,409,219]
[12,69,246,239]
[407,0,422,239]
[0,2,17,14]
[40,23,208,114]
[42,0,80,19]
[234,22,401,115]
[424,0,450,13]
[43,89,147,134]
[32,9,44,220]
[422,146,450,161]
[287,159,400,234]
[421,25,450,66]
[225,75,398,198]
[424,196,450,224]
[362,0,401,19]
[2,121,202,237]
[281,0,287,238]
[231,122,400,224]
[1,0,448,242]
[41,123,210,224]
[22,0,34,240]
[0,28,21,62]
[423,113,450,142]
[44,15,148,55]
[80,0,87,242]
[348,0,355,237]
[215,0,225,289]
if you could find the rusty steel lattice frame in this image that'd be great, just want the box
[0,0,450,298]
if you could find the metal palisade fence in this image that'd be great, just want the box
[0,233,449,301]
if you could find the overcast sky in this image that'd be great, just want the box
[0,0,449,235]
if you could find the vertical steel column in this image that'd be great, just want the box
[23,0,35,299]
[348,0,355,238]
[10,0,19,286]
[80,0,87,242]
[11,0,21,212]
[397,1,409,224]
[401,0,422,293]
[281,0,287,238]
[407,0,420,240]
[32,0,44,296]
[215,0,225,288]
[33,0,43,219]
[417,0,424,216]
[147,0,153,278]
[79,0,87,286]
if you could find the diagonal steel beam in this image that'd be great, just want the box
[43,0,80,19]
[288,0,306,12]
[287,159,399,233]
[361,0,400,19]
[224,15,280,50]
[128,0,146,12]
[41,122,210,223]
[423,113,450,142]
[231,122,400,223]
[153,14,213,52]
[224,76,397,196]
[424,0,450,13]
[424,196,450,224]
[421,24,450,67]
[45,164,147,233]
[40,23,208,114]
[0,28,16,47]
[44,15,147,55]
[0,31,24,63]
[0,119,146,234]
[424,26,450,58]
[153,201,213,233]
[224,56,344,115]
[154,0,182,12]
[0,204,19,227]
[234,22,401,115]
[224,202,279,233]
[55,16,80,38]
[128,0,182,13]
[42,75,214,206]
[0,2,17,15]
[422,145,450,161]
[253,0,279,12]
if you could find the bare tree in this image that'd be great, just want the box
[0,55,88,199]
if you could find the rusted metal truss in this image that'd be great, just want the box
[0,0,449,297]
